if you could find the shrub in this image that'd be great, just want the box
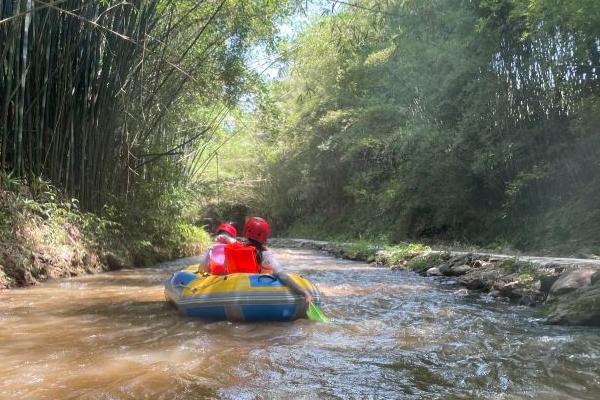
[167,222,211,258]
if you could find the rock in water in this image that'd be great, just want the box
[540,274,561,296]
[448,264,471,276]
[458,269,502,291]
[546,284,600,326]
[426,267,443,276]
[549,269,596,296]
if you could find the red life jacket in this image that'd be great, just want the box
[208,244,227,275]
[224,242,260,274]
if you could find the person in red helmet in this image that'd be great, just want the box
[195,222,238,275]
[197,217,313,306]
[239,216,313,306]
[214,222,238,244]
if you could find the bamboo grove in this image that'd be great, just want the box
[0,0,295,210]
[254,0,600,252]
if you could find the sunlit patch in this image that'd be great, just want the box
[537,335,574,343]
[318,284,374,296]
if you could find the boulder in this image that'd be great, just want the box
[437,262,452,275]
[458,269,502,291]
[426,267,443,276]
[493,280,520,297]
[546,284,600,326]
[508,288,544,307]
[448,254,469,262]
[438,254,471,275]
[448,264,472,276]
[549,269,596,296]
[540,274,561,295]
[472,260,492,268]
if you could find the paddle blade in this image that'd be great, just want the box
[307,303,330,323]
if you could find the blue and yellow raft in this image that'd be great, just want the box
[164,266,321,321]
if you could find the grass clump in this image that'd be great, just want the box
[382,243,431,265]
[328,241,432,265]
[330,241,381,262]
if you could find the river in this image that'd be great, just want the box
[1,248,599,399]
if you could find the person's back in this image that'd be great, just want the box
[240,216,313,306]
[223,241,260,273]
[197,217,314,306]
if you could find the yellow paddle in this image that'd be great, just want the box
[307,302,330,323]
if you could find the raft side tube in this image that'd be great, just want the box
[164,271,320,321]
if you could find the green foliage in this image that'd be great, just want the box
[251,0,600,254]
[335,241,381,262]
[0,172,210,274]
[382,243,432,265]
[0,0,297,261]
[3,0,598,257]
[166,222,211,258]
[0,174,114,252]
[132,240,158,267]
[109,179,212,259]
[501,258,536,274]
[311,237,441,270]
[516,272,535,283]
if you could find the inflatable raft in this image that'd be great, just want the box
[164,266,321,321]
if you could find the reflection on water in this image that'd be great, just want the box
[1,249,599,399]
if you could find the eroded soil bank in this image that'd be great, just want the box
[0,186,206,289]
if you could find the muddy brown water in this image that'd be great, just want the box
[1,248,599,399]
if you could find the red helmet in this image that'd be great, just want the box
[216,222,237,238]
[243,217,270,244]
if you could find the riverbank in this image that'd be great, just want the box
[0,180,210,289]
[270,238,600,326]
